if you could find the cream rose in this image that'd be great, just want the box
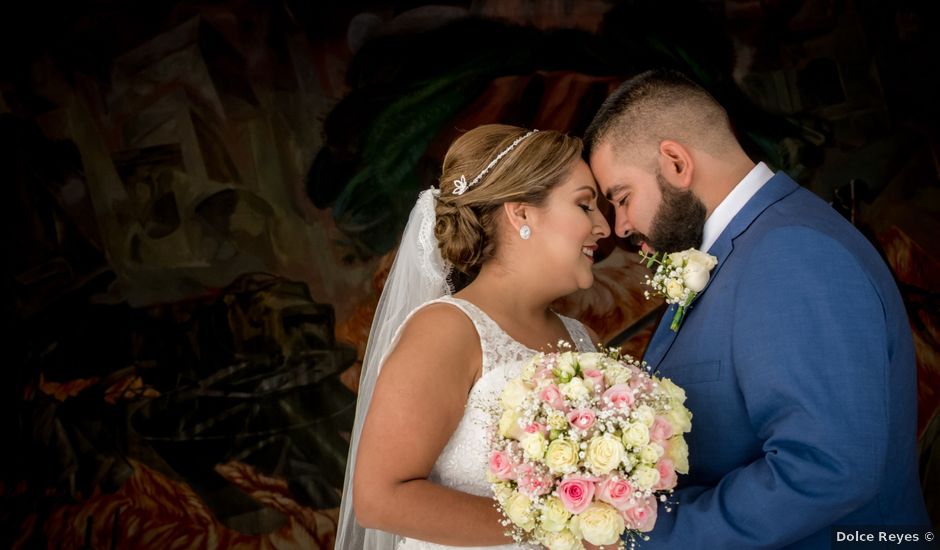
[547,410,568,431]
[632,404,656,427]
[539,496,572,533]
[574,502,625,546]
[560,378,591,402]
[554,351,578,381]
[657,378,687,404]
[520,431,548,461]
[498,409,524,439]
[521,354,542,381]
[585,434,626,476]
[545,438,580,474]
[683,265,710,292]
[665,277,684,300]
[631,464,661,491]
[638,442,664,464]
[665,405,693,434]
[576,352,605,370]
[504,491,536,531]
[500,378,529,409]
[621,421,650,449]
[604,364,632,386]
[667,435,690,474]
[540,529,583,550]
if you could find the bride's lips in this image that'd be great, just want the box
[640,242,652,254]
[581,245,597,262]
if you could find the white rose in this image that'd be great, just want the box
[520,431,548,461]
[686,249,717,271]
[500,378,529,409]
[555,351,579,381]
[682,265,710,292]
[504,491,536,531]
[539,496,572,533]
[621,422,650,449]
[665,278,684,300]
[657,378,687,404]
[638,443,664,464]
[498,409,524,439]
[540,529,583,550]
[631,464,661,491]
[574,502,625,546]
[632,405,656,427]
[545,439,580,474]
[586,434,626,476]
[667,435,690,474]
[560,378,591,402]
[667,250,689,265]
[665,405,692,434]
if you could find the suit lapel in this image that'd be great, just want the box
[641,172,800,370]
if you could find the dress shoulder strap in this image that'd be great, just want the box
[558,315,598,352]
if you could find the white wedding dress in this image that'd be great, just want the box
[395,296,597,550]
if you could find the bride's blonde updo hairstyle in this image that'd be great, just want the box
[435,124,582,276]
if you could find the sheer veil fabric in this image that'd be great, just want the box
[334,189,453,550]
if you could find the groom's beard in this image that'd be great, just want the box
[632,173,707,253]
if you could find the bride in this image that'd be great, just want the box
[335,124,610,549]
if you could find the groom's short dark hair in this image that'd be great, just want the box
[584,69,736,160]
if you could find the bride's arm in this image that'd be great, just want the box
[353,303,513,546]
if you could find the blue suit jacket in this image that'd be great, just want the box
[638,172,929,548]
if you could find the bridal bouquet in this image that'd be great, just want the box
[487,348,691,549]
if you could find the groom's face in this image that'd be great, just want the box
[589,142,705,253]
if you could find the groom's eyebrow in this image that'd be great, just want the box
[604,184,628,201]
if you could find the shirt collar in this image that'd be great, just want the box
[700,162,774,252]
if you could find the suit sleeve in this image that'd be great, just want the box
[640,227,891,549]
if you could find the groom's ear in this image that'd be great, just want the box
[658,140,694,189]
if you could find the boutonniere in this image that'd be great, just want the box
[640,248,718,332]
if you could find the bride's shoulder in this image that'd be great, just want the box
[397,300,479,352]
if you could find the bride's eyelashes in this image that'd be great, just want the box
[578,203,595,213]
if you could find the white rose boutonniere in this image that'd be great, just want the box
[640,248,718,331]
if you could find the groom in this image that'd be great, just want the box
[584,70,930,548]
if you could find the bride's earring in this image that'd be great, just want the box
[519,224,531,240]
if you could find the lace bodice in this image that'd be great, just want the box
[397,297,596,550]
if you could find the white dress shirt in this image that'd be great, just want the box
[700,162,775,252]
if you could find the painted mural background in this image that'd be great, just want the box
[3,1,938,548]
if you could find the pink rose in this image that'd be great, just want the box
[583,369,606,394]
[654,458,678,491]
[539,384,566,410]
[515,463,552,497]
[650,416,674,443]
[595,475,634,511]
[623,495,658,532]
[488,450,515,480]
[567,409,596,431]
[558,475,596,514]
[602,384,634,409]
[524,422,547,436]
[629,375,653,394]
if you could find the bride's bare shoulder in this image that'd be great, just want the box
[399,301,478,348]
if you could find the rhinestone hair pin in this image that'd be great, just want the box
[452,129,538,195]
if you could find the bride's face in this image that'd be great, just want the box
[528,159,610,292]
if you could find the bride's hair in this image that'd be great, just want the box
[435,124,582,275]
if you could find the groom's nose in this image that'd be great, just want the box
[615,212,633,239]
